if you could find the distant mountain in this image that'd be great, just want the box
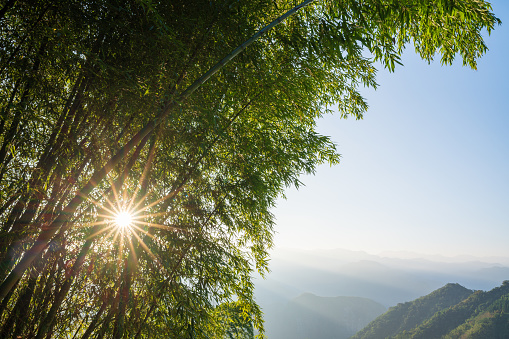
[263,294,385,339]
[257,259,443,307]
[352,281,509,339]
[256,248,509,308]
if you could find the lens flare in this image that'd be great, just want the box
[115,211,133,229]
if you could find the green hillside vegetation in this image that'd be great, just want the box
[352,283,474,339]
[265,293,385,339]
[444,308,509,339]
[352,281,509,339]
[403,281,509,339]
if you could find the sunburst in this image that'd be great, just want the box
[114,210,134,229]
[80,181,184,276]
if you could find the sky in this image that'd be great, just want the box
[272,1,509,258]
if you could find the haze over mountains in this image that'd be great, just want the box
[264,294,385,339]
[257,248,509,338]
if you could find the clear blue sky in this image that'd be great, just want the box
[273,0,509,258]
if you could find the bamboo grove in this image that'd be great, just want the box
[0,0,499,338]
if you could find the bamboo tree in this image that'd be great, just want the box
[0,0,319,302]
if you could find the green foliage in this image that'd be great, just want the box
[207,301,255,339]
[0,0,500,337]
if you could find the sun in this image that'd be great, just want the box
[114,210,133,229]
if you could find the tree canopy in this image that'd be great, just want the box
[0,0,500,337]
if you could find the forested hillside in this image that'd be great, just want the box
[351,283,473,339]
[352,281,509,339]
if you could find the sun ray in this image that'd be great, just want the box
[106,173,122,212]
[117,232,125,270]
[127,139,157,212]
[101,227,121,244]
[122,183,128,206]
[86,224,117,240]
[130,230,168,276]
[132,220,184,232]
[127,236,138,266]
[130,188,183,217]
[130,211,172,220]
[128,190,156,216]
[79,192,119,218]
[78,219,111,228]
[95,213,120,220]
[126,184,144,213]
[111,229,121,245]
[130,224,156,239]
